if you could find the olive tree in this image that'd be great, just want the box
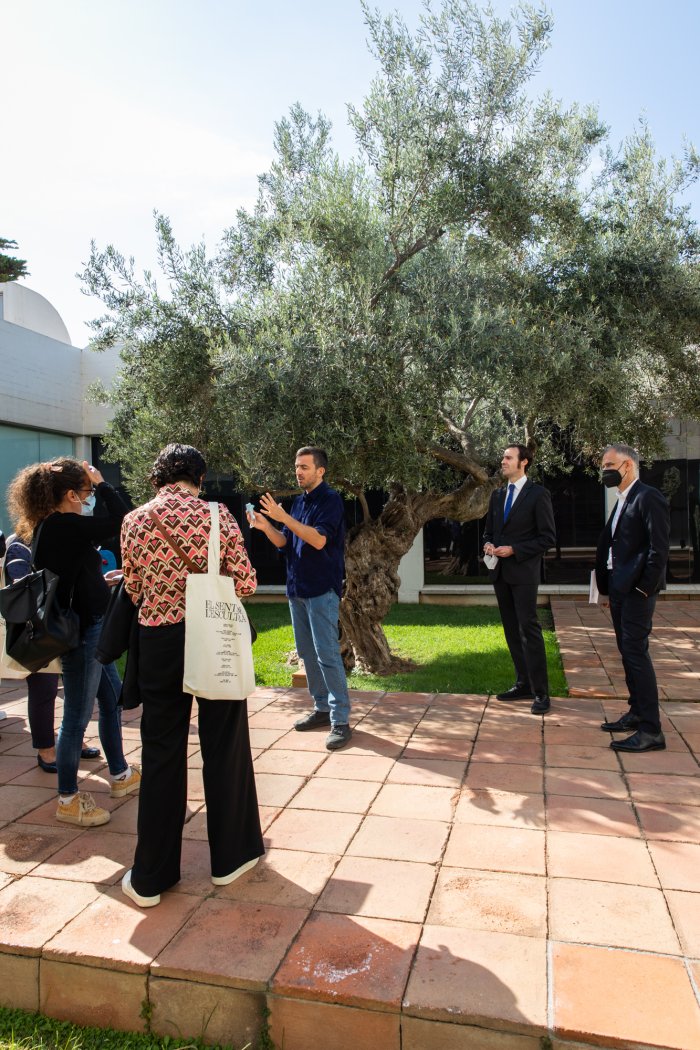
[83,1,700,672]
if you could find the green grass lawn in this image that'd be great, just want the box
[250,602,567,696]
[0,1006,247,1050]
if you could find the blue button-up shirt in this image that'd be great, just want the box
[282,481,345,599]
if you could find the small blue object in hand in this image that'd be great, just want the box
[245,502,256,522]
[99,548,118,574]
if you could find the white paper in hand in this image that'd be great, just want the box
[484,553,498,570]
[589,570,600,604]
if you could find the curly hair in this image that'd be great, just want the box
[148,443,207,490]
[7,457,88,542]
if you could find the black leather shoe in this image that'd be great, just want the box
[294,710,332,731]
[326,724,353,751]
[37,754,57,773]
[81,746,102,759]
[496,684,534,701]
[531,695,551,715]
[610,730,666,753]
[601,712,640,732]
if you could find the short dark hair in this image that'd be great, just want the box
[296,446,328,470]
[149,443,207,489]
[506,444,533,472]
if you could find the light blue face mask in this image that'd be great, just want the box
[81,493,96,516]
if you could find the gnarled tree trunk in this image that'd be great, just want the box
[339,477,499,674]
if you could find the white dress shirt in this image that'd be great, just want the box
[607,478,638,569]
[504,473,528,513]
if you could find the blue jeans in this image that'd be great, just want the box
[288,590,351,726]
[96,661,127,776]
[57,619,127,795]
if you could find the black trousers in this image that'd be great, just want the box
[493,578,549,695]
[608,586,660,734]
[27,672,59,749]
[131,622,264,897]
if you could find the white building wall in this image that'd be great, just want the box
[398,530,424,602]
[0,317,85,433]
[0,285,119,438]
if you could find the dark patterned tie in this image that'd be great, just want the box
[503,483,516,522]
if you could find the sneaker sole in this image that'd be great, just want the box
[110,784,141,798]
[211,856,260,886]
[56,809,110,827]
[122,871,160,907]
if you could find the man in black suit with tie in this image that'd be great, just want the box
[483,445,556,714]
[595,444,670,753]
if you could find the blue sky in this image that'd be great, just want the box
[4,0,698,346]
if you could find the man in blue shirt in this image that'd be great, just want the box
[248,447,352,750]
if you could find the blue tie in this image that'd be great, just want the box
[503,483,515,522]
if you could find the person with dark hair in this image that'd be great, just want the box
[120,442,262,907]
[248,446,352,750]
[483,444,556,714]
[596,444,670,752]
[6,457,138,825]
[148,442,208,490]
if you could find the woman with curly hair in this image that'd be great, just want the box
[120,443,263,907]
[7,457,140,826]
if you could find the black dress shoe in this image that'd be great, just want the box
[610,730,666,753]
[601,712,640,733]
[81,746,102,759]
[37,754,58,773]
[496,684,534,701]
[531,695,551,715]
[294,710,332,731]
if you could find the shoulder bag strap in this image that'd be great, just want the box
[207,502,220,576]
[27,519,77,607]
[147,506,204,575]
[30,519,47,570]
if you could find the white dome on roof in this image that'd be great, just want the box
[0,282,72,345]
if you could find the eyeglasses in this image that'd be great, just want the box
[79,486,97,496]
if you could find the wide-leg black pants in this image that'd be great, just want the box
[131,622,264,897]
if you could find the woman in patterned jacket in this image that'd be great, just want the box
[120,443,263,907]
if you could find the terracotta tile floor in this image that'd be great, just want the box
[1,674,700,1050]
[552,598,700,700]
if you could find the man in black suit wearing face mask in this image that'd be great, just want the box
[483,444,556,715]
[596,443,670,752]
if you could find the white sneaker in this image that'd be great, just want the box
[121,869,160,908]
[211,856,260,886]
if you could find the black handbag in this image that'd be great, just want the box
[96,579,137,664]
[0,521,80,673]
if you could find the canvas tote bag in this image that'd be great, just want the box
[182,502,256,700]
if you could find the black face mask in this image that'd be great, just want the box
[602,468,623,488]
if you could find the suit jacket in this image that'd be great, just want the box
[483,479,556,585]
[595,480,669,597]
